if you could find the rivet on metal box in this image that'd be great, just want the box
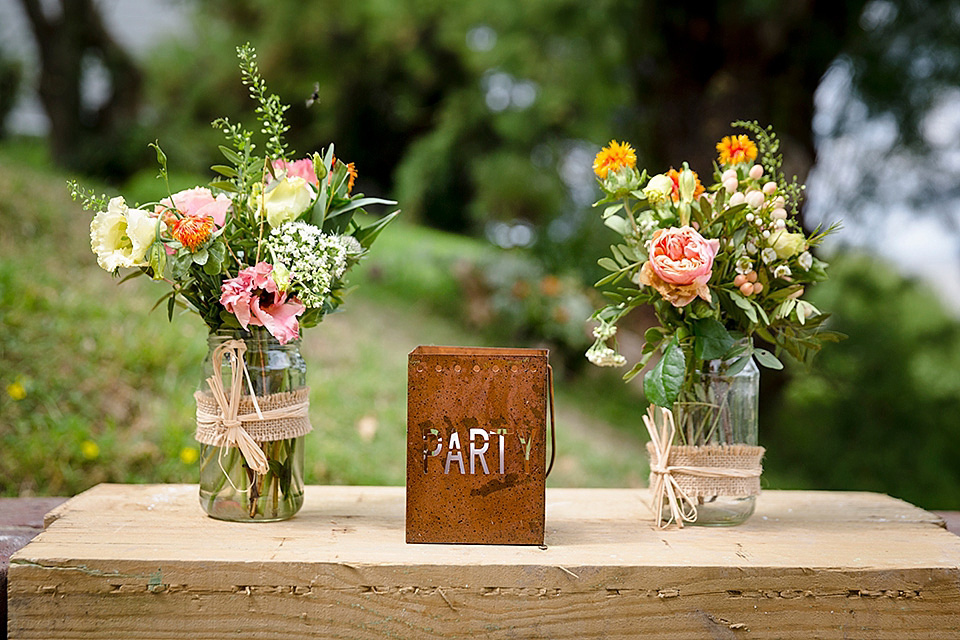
[405,346,556,545]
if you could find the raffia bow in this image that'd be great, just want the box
[195,339,311,476]
[198,339,270,474]
[643,405,763,528]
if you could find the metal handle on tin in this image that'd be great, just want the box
[546,364,556,478]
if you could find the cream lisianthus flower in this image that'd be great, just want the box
[262,176,315,227]
[90,197,157,272]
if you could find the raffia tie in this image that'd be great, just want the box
[194,339,310,475]
[643,405,764,528]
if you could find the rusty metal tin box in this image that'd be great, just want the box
[406,346,553,545]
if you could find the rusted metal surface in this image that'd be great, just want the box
[406,346,550,545]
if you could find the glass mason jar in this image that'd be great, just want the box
[197,329,307,522]
[668,353,760,526]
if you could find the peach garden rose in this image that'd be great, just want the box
[638,226,720,307]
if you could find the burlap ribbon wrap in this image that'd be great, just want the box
[194,339,312,475]
[643,405,764,528]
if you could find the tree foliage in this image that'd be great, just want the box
[763,254,960,509]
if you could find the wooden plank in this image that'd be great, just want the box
[8,484,960,639]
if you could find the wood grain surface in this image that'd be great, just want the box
[8,484,960,639]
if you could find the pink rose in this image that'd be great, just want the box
[638,226,720,307]
[220,262,305,345]
[158,187,232,227]
[272,158,319,188]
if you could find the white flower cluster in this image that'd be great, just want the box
[586,345,627,367]
[592,322,618,341]
[266,221,364,307]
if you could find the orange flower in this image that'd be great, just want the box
[330,156,359,194]
[345,162,358,193]
[172,215,215,252]
[716,135,758,166]
[593,140,637,179]
[666,167,704,202]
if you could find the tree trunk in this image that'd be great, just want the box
[18,0,142,174]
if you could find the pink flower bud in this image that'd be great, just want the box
[771,208,787,220]
[729,192,746,207]
[762,181,777,195]
[721,169,738,183]
[749,164,764,180]
[723,177,739,194]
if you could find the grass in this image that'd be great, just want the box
[0,141,650,496]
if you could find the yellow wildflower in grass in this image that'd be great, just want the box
[6,381,26,400]
[716,134,758,166]
[81,439,100,460]
[180,446,200,465]
[593,140,637,179]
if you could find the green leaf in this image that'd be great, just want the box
[603,214,629,236]
[597,257,620,272]
[211,164,238,178]
[353,210,400,249]
[693,318,736,360]
[754,348,784,370]
[209,180,239,193]
[623,349,657,382]
[202,257,221,275]
[208,240,226,263]
[326,197,398,220]
[643,338,686,407]
[729,290,758,323]
[192,249,209,266]
[603,203,624,218]
[644,326,667,345]
[219,145,243,166]
[166,294,176,322]
[594,271,625,287]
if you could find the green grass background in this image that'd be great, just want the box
[0,141,650,496]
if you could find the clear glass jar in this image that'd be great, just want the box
[669,354,760,526]
[197,329,307,522]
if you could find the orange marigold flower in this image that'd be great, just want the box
[593,140,637,179]
[716,135,758,166]
[666,167,705,202]
[172,215,215,252]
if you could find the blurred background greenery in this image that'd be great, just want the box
[1,0,959,509]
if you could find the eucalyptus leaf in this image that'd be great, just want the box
[754,348,784,370]
[729,290,758,323]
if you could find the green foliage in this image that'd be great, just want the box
[763,254,960,509]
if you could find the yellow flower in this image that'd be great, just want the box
[81,440,100,460]
[6,381,26,400]
[716,135,758,166]
[179,446,199,465]
[593,140,637,179]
